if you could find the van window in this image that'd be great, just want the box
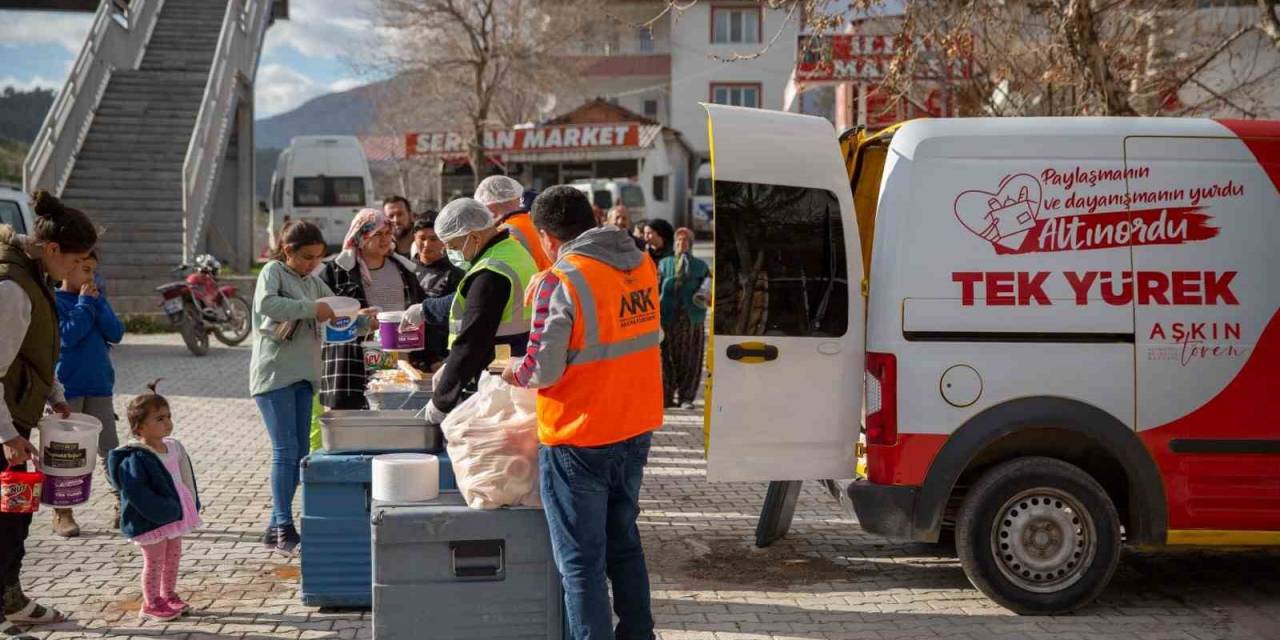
[622,184,645,207]
[713,181,848,337]
[592,190,613,210]
[293,177,367,207]
[294,178,325,206]
[0,200,23,234]
[694,177,712,197]
[271,179,284,210]
[331,178,365,206]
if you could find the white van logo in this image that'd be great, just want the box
[955,171,1230,255]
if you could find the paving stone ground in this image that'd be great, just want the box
[16,334,1280,639]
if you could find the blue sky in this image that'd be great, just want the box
[0,0,381,118]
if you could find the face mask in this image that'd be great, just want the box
[447,236,473,270]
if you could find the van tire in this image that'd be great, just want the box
[956,457,1120,615]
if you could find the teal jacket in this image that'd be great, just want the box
[658,252,710,328]
[249,260,334,397]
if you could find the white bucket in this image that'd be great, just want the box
[37,413,102,507]
[319,296,361,344]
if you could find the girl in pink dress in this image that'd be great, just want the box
[106,382,203,622]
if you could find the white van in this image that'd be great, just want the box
[269,136,375,249]
[0,186,35,236]
[571,178,647,224]
[703,105,1280,614]
[691,162,712,233]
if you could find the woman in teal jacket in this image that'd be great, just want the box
[657,227,710,409]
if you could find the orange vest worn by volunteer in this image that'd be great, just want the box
[502,212,553,272]
[537,252,663,447]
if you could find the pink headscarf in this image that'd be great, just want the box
[343,208,390,288]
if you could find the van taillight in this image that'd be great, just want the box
[865,352,897,446]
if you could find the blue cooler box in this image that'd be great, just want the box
[371,493,564,639]
[300,450,456,608]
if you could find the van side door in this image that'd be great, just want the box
[1129,125,1280,539]
[703,105,865,482]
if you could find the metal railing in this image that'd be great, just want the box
[23,0,164,196]
[182,0,272,262]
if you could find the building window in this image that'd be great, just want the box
[638,27,654,52]
[643,99,659,118]
[652,175,668,202]
[711,6,761,44]
[711,83,762,108]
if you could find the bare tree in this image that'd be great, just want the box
[374,0,599,187]
[865,1,1280,118]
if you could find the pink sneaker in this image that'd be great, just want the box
[163,596,190,615]
[138,601,181,622]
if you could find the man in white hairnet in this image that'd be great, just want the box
[475,175,552,271]
[402,197,538,424]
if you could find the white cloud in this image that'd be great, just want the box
[0,75,63,93]
[255,64,359,117]
[262,0,378,61]
[0,12,93,53]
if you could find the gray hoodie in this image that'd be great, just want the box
[518,226,648,389]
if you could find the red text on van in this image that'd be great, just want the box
[951,271,1239,306]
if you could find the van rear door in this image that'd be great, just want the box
[703,104,865,482]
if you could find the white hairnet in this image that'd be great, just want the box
[435,197,495,242]
[473,175,524,205]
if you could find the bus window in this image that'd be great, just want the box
[593,190,613,210]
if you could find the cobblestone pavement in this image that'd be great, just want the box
[17,334,1280,639]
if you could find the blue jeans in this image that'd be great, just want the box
[540,432,655,640]
[254,381,313,528]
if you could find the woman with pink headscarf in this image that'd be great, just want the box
[315,209,427,410]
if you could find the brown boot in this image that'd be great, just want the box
[51,509,80,538]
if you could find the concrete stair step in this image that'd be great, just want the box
[95,104,201,117]
[92,115,196,128]
[59,191,182,206]
[69,167,182,179]
[93,251,185,266]
[98,265,186,280]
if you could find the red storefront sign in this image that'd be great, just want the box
[796,34,971,83]
[406,123,643,158]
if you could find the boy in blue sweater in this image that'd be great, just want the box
[53,251,125,537]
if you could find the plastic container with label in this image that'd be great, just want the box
[377,311,424,352]
[318,296,361,344]
[37,413,102,507]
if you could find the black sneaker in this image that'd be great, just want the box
[275,524,301,554]
[260,527,278,550]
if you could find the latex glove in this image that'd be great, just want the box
[399,303,424,332]
[424,400,447,425]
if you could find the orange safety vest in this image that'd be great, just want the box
[502,212,553,272]
[536,252,664,447]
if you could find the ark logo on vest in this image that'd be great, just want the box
[619,287,658,327]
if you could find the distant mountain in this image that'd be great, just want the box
[254,79,388,150]
[0,87,56,144]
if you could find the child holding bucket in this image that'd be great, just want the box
[106,382,202,623]
[251,220,363,554]
[52,250,125,537]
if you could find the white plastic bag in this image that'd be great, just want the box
[441,373,541,509]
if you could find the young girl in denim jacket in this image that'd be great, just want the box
[106,382,203,622]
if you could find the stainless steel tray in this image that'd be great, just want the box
[319,410,441,453]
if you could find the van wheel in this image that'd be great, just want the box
[956,457,1120,615]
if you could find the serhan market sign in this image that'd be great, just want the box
[405,123,652,158]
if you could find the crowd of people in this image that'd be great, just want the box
[0,175,712,639]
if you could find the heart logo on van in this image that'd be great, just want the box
[954,174,1042,251]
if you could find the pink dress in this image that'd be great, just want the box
[132,439,203,546]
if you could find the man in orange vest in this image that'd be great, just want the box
[502,186,662,640]
[474,175,553,271]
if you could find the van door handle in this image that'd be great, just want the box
[726,342,778,363]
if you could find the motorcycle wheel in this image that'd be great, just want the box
[180,302,210,357]
[213,295,252,346]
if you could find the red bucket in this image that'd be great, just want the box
[0,471,45,514]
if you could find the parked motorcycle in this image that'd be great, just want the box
[155,255,251,356]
